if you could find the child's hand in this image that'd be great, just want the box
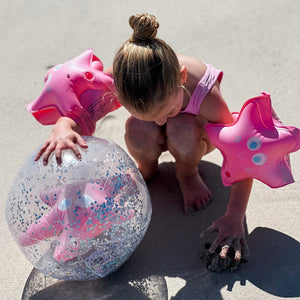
[34,117,88,165]
[200,214,250,261]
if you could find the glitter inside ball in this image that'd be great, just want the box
[6,136,152,280]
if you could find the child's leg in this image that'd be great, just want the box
[125,116,166,180]
[166,113,215,214]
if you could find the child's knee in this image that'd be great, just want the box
[167,114,206,148]
[166,114,213,161]
[125,116,165,150]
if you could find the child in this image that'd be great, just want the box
[35,13,252,261]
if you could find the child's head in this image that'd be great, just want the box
[113,14,182,116]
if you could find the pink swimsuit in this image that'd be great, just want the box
[180,64,223,115]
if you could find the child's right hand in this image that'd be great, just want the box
[34,117,88,165]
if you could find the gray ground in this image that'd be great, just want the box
[1,1,299,299]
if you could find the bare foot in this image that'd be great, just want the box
[177,172,212,214]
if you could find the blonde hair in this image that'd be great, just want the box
[113,13,181,113]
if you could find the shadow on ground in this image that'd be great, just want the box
[22,161,300,300]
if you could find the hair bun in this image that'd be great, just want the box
[129,13,159,42]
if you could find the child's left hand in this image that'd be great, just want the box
[200,214,250,261]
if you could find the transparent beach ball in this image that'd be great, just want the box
[6,136,152,280]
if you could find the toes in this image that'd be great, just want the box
[197,194,212,210]
[184,194,212,213]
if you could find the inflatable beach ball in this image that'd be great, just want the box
[6,136,152,280]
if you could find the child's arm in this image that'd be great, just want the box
[34,66,116,165]
[200,85,252,258]
[34,116,88,165]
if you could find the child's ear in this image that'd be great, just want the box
[180,66,188,84]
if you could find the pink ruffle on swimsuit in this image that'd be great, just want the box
[180,64,223,115]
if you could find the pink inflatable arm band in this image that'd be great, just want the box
[205,92,300,188]
[27,49,121,135]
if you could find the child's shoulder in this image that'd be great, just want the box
[177,53,207,82]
